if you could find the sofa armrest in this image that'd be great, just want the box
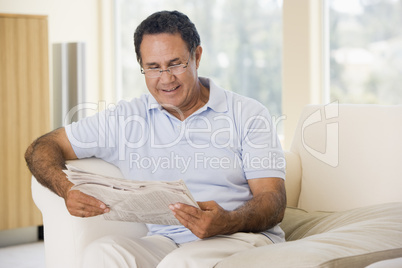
[31,158,148,268]
[284,151,302,207]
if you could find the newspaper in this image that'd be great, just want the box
[63,164,199,225]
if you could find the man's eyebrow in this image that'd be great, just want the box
[143,57,182,67]
[143,61,158,67]
[168,57,181,63]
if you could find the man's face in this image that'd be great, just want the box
[140,33,203,118]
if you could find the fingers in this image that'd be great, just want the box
[170,204,208,238]
[169,201,225,239]
[170,203,201,225]
[65,190,110,218]
[170,203,201,217]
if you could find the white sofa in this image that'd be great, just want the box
[32,104,402,267]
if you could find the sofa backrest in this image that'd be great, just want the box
[290,104,402,212]
[283,151,302,207]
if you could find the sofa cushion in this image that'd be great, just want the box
[216,202,402,268]
[366,257,402,268]
[291,104,402,212]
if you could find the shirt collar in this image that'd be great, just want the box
[146,77,228,113]
[201,77,228,113]
[147,94,162,111]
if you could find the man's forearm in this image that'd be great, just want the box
[228,186,286,234]
[25,130,73,199]
[26,128,110,218]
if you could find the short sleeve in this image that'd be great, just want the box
[240,102,286,180]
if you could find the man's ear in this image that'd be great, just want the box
[195,45,203,69]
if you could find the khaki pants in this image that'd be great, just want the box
[81,232,273,268]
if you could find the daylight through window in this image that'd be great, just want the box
[328,0,402,104]
[115,0,283,120]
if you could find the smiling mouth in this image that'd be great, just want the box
[162,85,180,92]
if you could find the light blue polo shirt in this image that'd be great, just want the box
[65,77,286,244]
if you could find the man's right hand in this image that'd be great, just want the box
[65,189,110,218]
[25,127,110,218]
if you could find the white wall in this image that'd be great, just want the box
[0,0,116,127]
[282,0,326,149]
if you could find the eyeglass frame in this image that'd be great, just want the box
[140,55,191,78]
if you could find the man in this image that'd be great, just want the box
[25,10,286,267]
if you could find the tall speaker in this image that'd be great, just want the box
[53,42,86,128]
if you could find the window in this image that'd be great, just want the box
[328,0,402,104]
[115,0,283,118]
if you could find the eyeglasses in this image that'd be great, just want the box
[141,58,189,78]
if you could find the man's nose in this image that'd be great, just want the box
[159,69,175,83]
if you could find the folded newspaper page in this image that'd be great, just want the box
[63,164,199,225]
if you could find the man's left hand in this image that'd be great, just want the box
[169,201,233,239]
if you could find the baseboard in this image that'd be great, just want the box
[0,226,39,248]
